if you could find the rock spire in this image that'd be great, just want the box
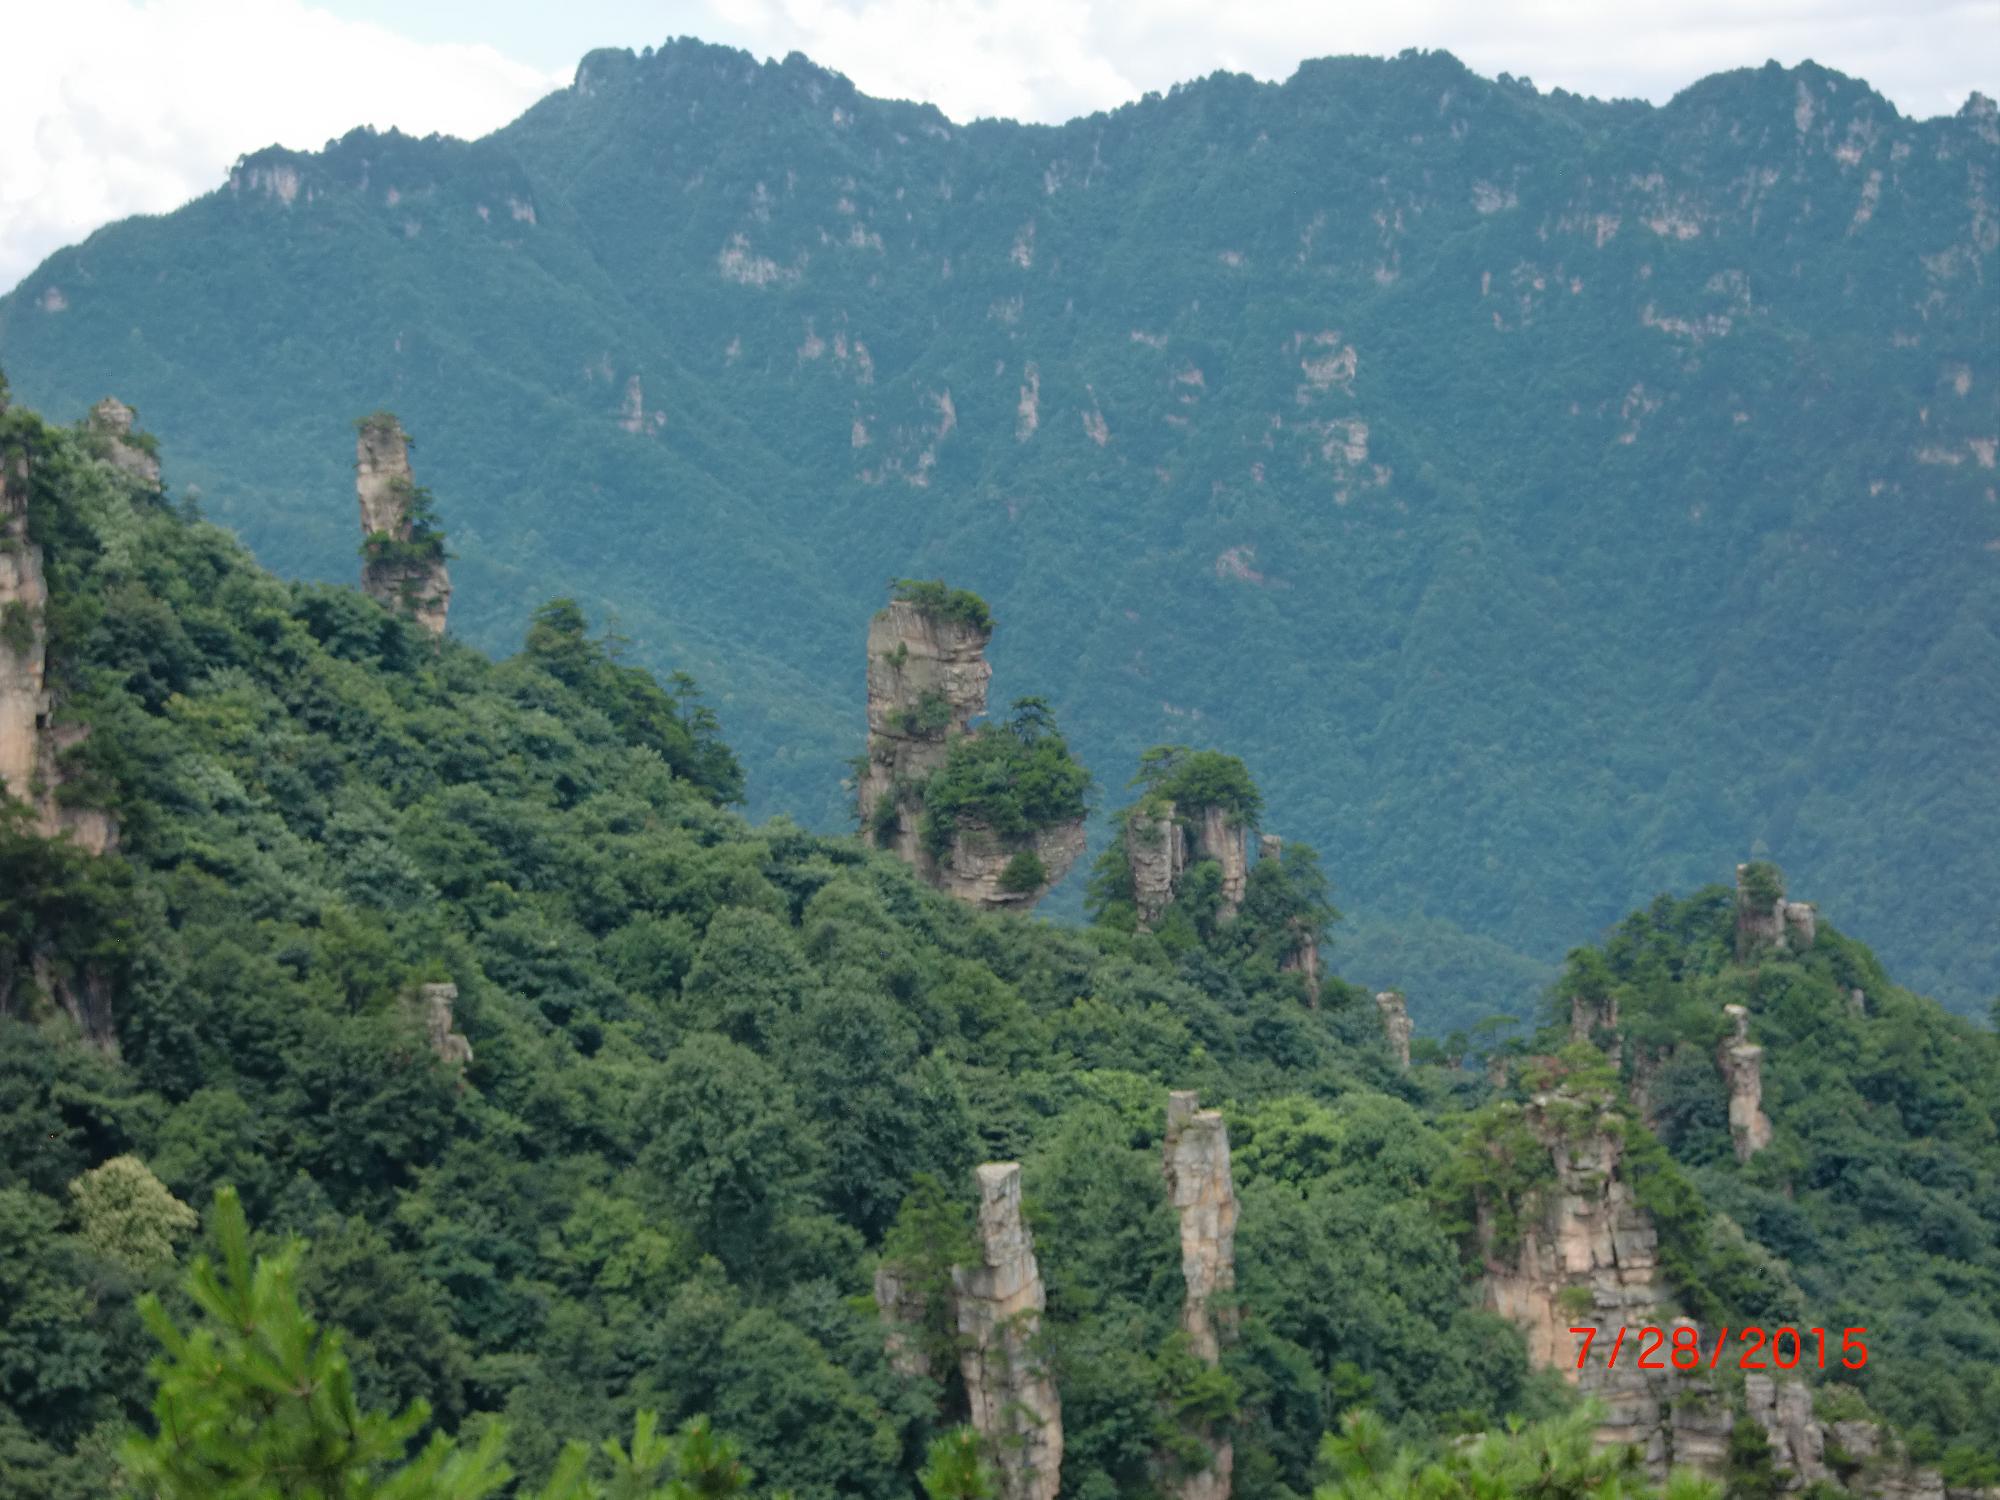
[1717,1004,1773,1162]
[1163,1091,1238,1500]
[84,397,161,487]
[857,591,1083,909]
[355,413,451,636]
[953,1162,1063,1500]
[1735,863,1816,960]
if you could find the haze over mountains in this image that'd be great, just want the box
[2,38,1994,1024]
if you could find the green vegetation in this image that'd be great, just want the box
[0,393,1531,1498]
[4,46,1992,1021]
[892,579,992,635]
[918,698,1091,860]
[1523,878,2000,1470]
[1132,746,1264,822]
[1314,1405,1716,1500]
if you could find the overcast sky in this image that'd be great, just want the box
[4,0,1995,293]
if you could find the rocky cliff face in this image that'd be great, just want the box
[355,414,450,637]
[1478,1092,1731,1479]
[1718,1003,1774,1162]
[953,1162,1063,1500]
[1129,803,1185,927]
[872,1264,933,1381]
[1736,864,1818,959]
[1374,990,1413,1068]
[1743,1375,1956,1500]
[84,397,160,487]
[1197,805,1249,922]
[1163,1091,1237,1500]
[933,818,1088,910]
[858,599,991,865]
[1127,801,1258,930]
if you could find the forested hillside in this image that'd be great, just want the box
[4,390,1997,1497]
[2,43,1995,1024]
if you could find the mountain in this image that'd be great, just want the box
[4,389,1997,1496]
[1,42,1995,1026]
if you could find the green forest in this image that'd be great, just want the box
[2,43,1993,1026]
[3,389,1997,1498]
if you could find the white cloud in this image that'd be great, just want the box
[704,0,1997,126]
[1,0,564,291]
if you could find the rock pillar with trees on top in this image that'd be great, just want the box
[952,1162,1063,1500]
[1163,1091,1238,1500]
[354,411,451,637]
[1734,862,1816,961]
[856,582,1088,911]
[83,397,162,487]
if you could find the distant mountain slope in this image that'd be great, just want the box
[3,41,1995,1024]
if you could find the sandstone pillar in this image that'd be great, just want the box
[1375,990,1413,1069]
[1717,1004,1773,1162]
[953,1163,1062,1500]
[1163,1091,1237,1500]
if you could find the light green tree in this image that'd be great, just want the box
[67,1156,197,1271]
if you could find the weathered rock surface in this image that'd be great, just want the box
[419,982,473,1071]
[1197,804,1249,921]
[858,599,991,863]
[1571,992,1620,1045]
[953,1162,1062,1500]
[1745,1376,1955,1499]
[1736,864,1816,958]
[1375,990,1413,1069]
[85,397,161,487]
[1129,801,1186,928]
[936,817,1087,910]
[355,414,451,636]
[1479,1092,1729,1479]
[1718,1004,1773,1162]
[1163,1091,1236,1500]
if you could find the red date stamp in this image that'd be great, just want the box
[1569,1325,1868,1372]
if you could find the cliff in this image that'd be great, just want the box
[355,413,451,637]
[1477,1091,1730,1479]
[953,1162,1063,1500]
[1125,795,1254,930]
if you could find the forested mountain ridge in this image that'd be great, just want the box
[4,389,1999,1497]
[0,45,1995,1019]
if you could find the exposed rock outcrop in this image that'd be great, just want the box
[1260,835,1321,1002]
[857,598,1081,909]
[1718,1004,1773,1162]
[1744,1376,1953,1499]
[1571,992,1620,1045]
[933,818,1088,910]
[1128,801,1186,927]
[1478,1092,1730,1479]
[1163,1091,1237,1500]
[1197,804,1249,922]
[84,397,161,487]
[419,982,473,1072]
[355,413,451,636]
[953,1162,1062,1500]
[1735,863,1816,959]
[1375,990,1413,1068]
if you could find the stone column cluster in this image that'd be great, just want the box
[355,413,451,637]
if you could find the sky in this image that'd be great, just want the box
[3,0,1996,293]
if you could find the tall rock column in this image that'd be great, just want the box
[1163,1092,1238,1500]
[1196,804,1249,921]
[953,1163,1062,1500]
[858,599,992,865]
[1128,802,1186,928]
[1375,990,1413,1069]
[1717,1004,1773,1162]
[355,413,451,637]
[0,439,48,814]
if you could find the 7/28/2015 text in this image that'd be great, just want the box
[1570,1326,1868,1372]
